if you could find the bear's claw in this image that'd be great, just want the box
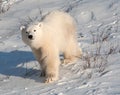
[45,74,58,83]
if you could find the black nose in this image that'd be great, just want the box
[28,35,33,39]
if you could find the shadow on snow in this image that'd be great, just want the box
[0,50,44,82]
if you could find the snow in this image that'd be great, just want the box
[0,0,120,95]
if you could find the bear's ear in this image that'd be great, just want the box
[20,26,26,31]
[38,23,43,27]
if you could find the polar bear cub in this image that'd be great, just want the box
[20,10,82,83]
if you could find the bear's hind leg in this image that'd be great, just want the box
[63,39,82,64]
[62,57,78,64]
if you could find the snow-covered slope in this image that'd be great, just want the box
[0,0,120,95]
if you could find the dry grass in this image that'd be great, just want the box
[19,9,44,27]
[0,0,10,13]
[80,23,120,75]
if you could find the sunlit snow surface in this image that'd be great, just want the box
[0,0,120,95]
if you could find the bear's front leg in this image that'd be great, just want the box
[45,65,59,83]
[45,55,60,83]
[31,48,46,77]
[42,47,60,83]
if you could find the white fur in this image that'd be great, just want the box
[20,10,82,83]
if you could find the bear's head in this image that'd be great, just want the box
[20,22,43,48]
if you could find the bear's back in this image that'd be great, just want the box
[42,10,75,27]
[41,11,76,51]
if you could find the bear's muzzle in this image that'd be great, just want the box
[28,35,33,40]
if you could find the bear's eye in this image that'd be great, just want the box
[34,30,36,32]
